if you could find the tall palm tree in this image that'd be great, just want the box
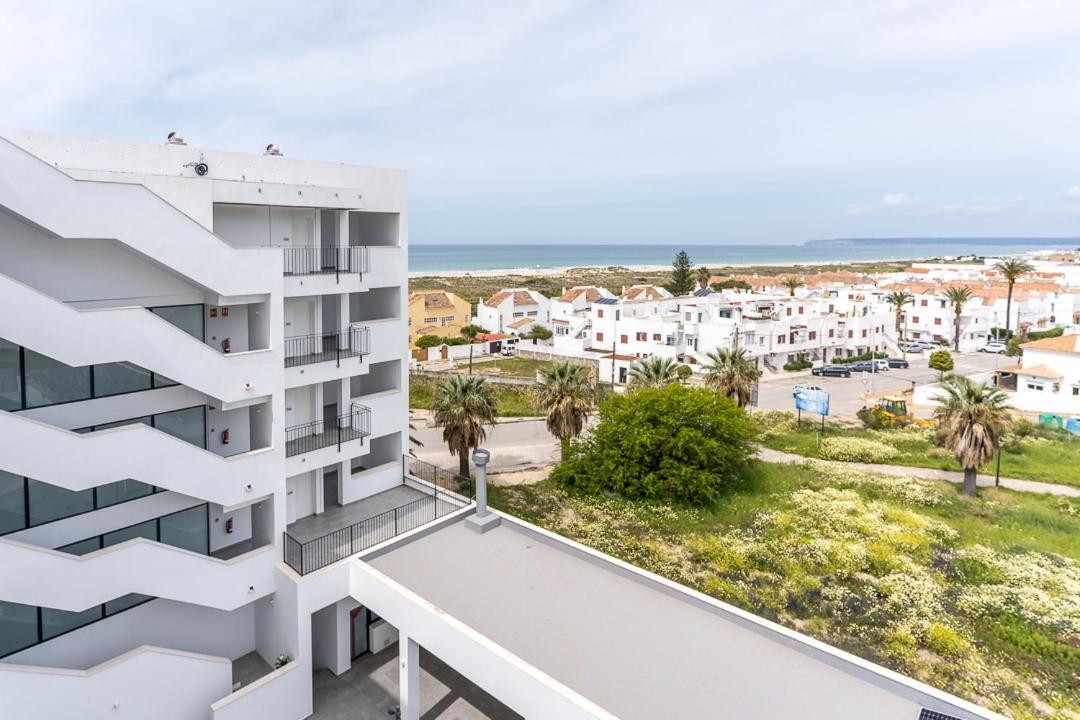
[702,348,761,407]
[885,290,914,342]
[932,375,1012,497]
[535,361,595,460]
[944,285,973,352]
[993,258,1034,338]
[430,374,498,478]
[696,266,712,290]
[782,276,803,297]
[627,356,679,389]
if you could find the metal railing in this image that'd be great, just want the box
[284,326,370,368]
[284,404,371,458]
[282,246,369,280]
[281,457,475,575]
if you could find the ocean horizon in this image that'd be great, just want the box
[408,239,1077,273]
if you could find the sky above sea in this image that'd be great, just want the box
[4,3,1080,245]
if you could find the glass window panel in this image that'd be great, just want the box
[93,416,152,432]
[27,480,93,525]
[105,593,152,616]
[151,305,203,341]
[154,406,206,449]
[41,604,102,640]
[22,349,90,408]
[102,519,157,548]
[159,505,208,554]
[58,537,101,556]
[0,601,38,656]
[152,373,179,388]
[95,479,154,508]
[93,362,151,397]
[0,339,21,411]
[0,471,25,535]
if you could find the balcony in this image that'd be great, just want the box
[285,404,371,458]
[284,327,370,368]
[282,458,472,575]
[282,246,369,279]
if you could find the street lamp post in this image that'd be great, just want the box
[995,437,1005,487]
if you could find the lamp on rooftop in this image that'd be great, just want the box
[465,448,501,534]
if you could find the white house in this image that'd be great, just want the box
[551,285,616,351]
[0,130,1003,720]
[996,331,1080,414]
[476,288,551,334]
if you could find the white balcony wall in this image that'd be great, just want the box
[212,661,308,720]
[0,273,275,404]
[0,138,281,298]
[0,646,231,720]
[213,205,317,250]
[0,412,280,508]
[0,536,274,610]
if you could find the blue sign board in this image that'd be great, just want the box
[794,386,830,416]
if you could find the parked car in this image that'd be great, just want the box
[886,357,909,369]
[811,365,851,378]
[979,341,1008,354]
[898,342,923,353]
[850,359,889,373]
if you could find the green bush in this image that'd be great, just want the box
[443,336,468,346]
[551,384,755,505]
[783,360,814,371]
[415,334,443,349]
[818,437,899,463]
[834,352,888,364]
[929,350,954,378]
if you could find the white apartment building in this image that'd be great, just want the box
[996,331,1080,415]
[550,285,616,352]
[476,288,550,334]
[0,130,1003,720]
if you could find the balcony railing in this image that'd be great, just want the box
[282,458,473,575]
[284,327,370,368]
[282,246,369,280]
[284,404,371,458]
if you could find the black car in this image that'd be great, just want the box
[811,365,851,378]
[887,357,909,369]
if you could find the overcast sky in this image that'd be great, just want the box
[3,1,1080,245]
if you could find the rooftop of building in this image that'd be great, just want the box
[1021,333,1080,354]
[369,515,993,720]
[484,289,540,308]
[409,290,462,311]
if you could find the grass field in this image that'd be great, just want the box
[470,356,555,379]
[756,412,1080,489]
[409,373,537,416]
[490,463,1080,718]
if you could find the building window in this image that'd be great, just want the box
[596,332,604,342]
[635,332,647,341]
[809,331,817,340]
[828,329,834,338]
[934,318,941,326]
[920,299,928,307]
[652,333,661,341]
[1026,382,1044,392]
[848,330,853,338]
[512,312,524,318]
[423,317,437,324]
[620,335,628,344]
[786,308,792,316]
[912,316,920,324]
[861,329,867,338]
[597,309,604,318]
[798,307,804,314]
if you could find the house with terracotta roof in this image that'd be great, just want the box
[550,285,617,351]
[476,287,551,334]
[407,290,472,347]
[996,330,1080,414]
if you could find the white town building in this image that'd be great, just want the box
[996,331,1080,415]
[475,288,551,335]
[550,285,616,352]
[0,130,1003,720]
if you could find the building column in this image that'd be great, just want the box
[399,635,420,720]
[314,467,325,515]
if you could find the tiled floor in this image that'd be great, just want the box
[232,651,273,689]
[211,537,260,560]
[287,485,431,543]
[309,647,521,720]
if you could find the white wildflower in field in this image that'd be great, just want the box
[819,437,899,463]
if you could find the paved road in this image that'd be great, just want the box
[758,447,1080,497]
[755,351,1006,417]
[414,418,560,472]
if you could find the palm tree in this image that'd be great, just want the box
[535,361,595,460]
[885,290,914,342]
[932,375,1012,497]
[782,276,803,297]
[944,286,973,352]
[696,266,712,290]
[993,258,1034,338]
[430,374,498,478]
[702,348,761,407]
[627,356,679,389]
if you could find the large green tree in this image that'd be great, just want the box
[551,384,755,505]
[628,356,679,389]
[945,286,973,351]
[702,347,761,407]
[993,258,1034,337]
[430,374,498,477]
[932,375,1013,497]
[666,251,696,295]
[535,361,595,460]
[781,276,803,297]
[929,349,954,380]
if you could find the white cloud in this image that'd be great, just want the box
[1066,187,1080,199]
[881,193,915,207]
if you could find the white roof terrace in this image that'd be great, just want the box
[358,513,1002,720]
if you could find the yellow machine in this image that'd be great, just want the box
[869,395,933,427]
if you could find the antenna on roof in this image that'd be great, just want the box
[166,131,186,145]
[264,143,282,156]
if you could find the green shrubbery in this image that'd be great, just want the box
[782,359,814,371]
[551,384,755,505]
[819,436,899,463]
[833,351,888,364]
